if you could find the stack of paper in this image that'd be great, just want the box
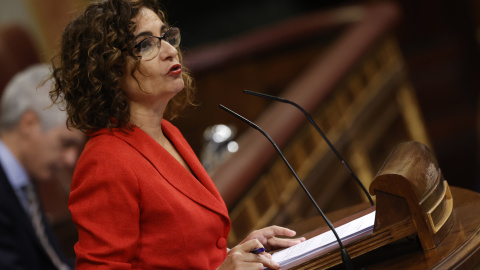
[269,211,376,269]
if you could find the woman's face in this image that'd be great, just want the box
[119,7,184,110]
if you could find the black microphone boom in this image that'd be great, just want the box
[243,89,374,206]
[219,104,354,270]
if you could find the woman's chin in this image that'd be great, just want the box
[171,81,185,95]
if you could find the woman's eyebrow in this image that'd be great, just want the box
[134,23,167,41]
[134,31,153,41]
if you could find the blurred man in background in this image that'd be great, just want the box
[0,64,84,269]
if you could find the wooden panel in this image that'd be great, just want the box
[287,187,480,269]
[225,35,432,245]
[182,2,431,246]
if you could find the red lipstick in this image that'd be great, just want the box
[167,64,182,76]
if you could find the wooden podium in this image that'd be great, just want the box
[285,141,480,269]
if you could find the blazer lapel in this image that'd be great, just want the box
[162,121,227,206]
[109,123,229,221]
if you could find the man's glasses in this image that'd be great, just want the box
[132,27,181,61]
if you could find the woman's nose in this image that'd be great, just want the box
[158,40,178,60]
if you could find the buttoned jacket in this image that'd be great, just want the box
[69,120,231,269]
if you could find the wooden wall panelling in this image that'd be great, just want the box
[226,34,421,245]
[182,2,420,246]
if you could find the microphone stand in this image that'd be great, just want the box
[220,104,354,270]
[243,90,374,206]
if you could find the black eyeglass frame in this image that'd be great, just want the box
[131,27,181,61]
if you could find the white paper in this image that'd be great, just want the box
[269,211,376,269]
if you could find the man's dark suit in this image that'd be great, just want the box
[0,163,73,269]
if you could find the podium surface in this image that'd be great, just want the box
[288,186,480,269]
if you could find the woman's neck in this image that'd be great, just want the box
[129,105,192,173]
[128,101,166,144]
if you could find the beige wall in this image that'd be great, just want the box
[0,0,87,62]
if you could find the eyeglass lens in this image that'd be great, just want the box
[134,27,181,61]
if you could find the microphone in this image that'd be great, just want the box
[243,90,374,206]
[219,104,354,270]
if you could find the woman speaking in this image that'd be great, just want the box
[50,0,304,269]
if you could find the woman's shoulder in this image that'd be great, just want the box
[87,128,126,145]
[82,128,137,158]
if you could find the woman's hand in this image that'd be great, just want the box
[240,226,306,252]
[217,239,279,269]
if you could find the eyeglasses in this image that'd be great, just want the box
[132,27,181,61]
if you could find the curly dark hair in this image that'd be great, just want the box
[50,0,195,133]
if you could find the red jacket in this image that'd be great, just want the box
[69,120,231,269]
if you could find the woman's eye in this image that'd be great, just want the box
[139,39,154,51]
[134,38,154,54]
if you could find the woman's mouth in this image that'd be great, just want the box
[167,64,182,76]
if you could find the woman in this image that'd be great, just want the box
[50,0,304,269]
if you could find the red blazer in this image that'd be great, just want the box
[69,120,231,269]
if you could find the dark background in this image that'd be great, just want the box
[160,0,346,48]
[161,0,480,192]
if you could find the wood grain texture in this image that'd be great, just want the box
[370,141,454,250]
[287,187,480,269]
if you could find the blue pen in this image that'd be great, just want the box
[251,247,265,254]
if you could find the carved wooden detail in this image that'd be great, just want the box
[182,2,432,246]
[370,141,454,250]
